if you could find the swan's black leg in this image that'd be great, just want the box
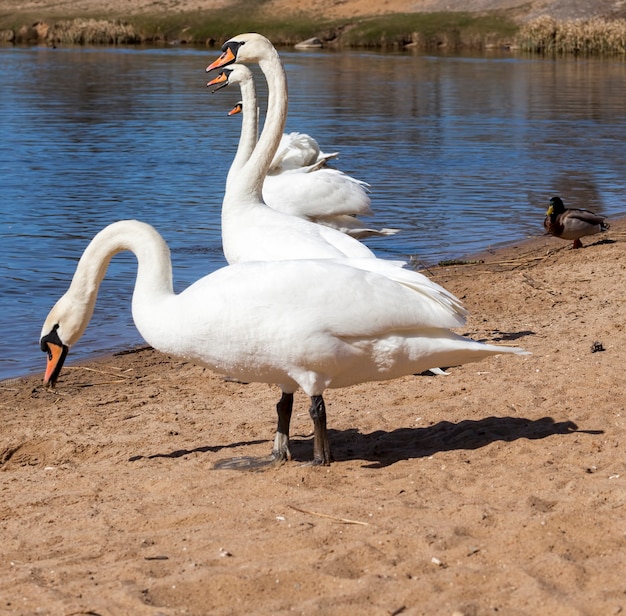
[309,395,332,466]
[271,392,294,463]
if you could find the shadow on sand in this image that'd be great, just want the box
[130,415,602,469]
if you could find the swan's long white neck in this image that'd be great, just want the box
[226,69,260,188]
[78,220,172,298]
[49,221,174,347]
[227,47,287,202]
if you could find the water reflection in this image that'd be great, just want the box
[1,45,625,380]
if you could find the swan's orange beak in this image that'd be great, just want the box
[228,102,243,116]
[43,341,67,387]
[41,339,68,388]
[207,72,227,87]
[206,47,236,72]
[207,71,229,93]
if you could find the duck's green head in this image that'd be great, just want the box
[546,196,564,216]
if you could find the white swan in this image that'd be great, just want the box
[40,220,527,465]
[204,34,468,322]
[203,33,478,379]
[206,33,397,264]
[208,64,398,239]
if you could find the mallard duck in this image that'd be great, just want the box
[544,196,609,249]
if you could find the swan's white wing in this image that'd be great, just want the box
[181,260,458,341]
[269,132,338,172]
[338,258,467,328]
[171,259,525,393]
[263,166,373,218]
[175,259,465,339]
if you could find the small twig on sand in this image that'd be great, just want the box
[66,366,130,379]
[74,380,128,387]
[288,504,369,525]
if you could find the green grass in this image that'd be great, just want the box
[1,5,517,49]
[129,11,332,46]
[128,10,519,50]
[337,11,519,49]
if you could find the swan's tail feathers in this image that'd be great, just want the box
[318,150,339,162]
[427,367,450,376]
[372,227,400,236]
[319,214,400,239]
[482,343,530,356]
[419,336,530,375]
[344,227,401,239]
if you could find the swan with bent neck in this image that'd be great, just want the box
[209,64,398,239]
[40,220,527,466]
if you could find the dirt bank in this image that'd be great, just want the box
[2,0,626,22]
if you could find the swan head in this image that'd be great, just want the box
[206,33,274,72]
[206,63,253,93]
[228,101,243,116]
[207,68,232,93]
[40,293,89,387]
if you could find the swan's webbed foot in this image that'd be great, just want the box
[213,392,294,471]
[300,456,328,467]
[271,438,292,464]
[213,454,284,471]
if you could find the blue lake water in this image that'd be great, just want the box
[1,44,626,381]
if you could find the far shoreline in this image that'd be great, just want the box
[2,6,626,55]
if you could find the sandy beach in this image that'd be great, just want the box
[3,0,626,612]
[1,214,625,615]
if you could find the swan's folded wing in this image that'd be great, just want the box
[188,259,467,335]
[269,132,322,172]
[263,167,373,218]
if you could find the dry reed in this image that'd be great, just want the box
[50,19,141,45]
[518,15,626,55]
[13,18,141,45]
